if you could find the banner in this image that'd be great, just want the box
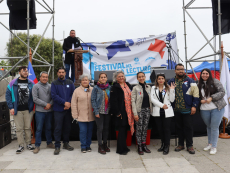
[81,32,179,84]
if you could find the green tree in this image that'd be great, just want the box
[0,60,8,67]
[6,33,63,81]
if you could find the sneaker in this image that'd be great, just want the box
[27,144,35,151]
[204,144,212,151]
[54,147,60,155]
[175,145,185,152]
[33,147,40,154]
[63,143,74,151]
[86,147,92,152]
[16,146,24,154]
[187,146,195,154]
[210,147,217,155]
[47,143,55,149]
[81,148,86,153]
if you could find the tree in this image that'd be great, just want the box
[6,33,63,81]
[0,60,8,67]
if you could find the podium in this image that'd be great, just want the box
[67,49,89,86]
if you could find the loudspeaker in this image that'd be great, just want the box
[0,101,10,125]
[94,71,117,83]
[0,122,12,149]
[150,70,175,83]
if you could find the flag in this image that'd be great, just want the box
[28,61,38,84]
[220,55,230,125]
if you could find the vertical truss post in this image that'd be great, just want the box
[52,0,55,81]
[183,0,188,73]
[27,0,30,64]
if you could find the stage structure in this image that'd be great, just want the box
[0,0,55,82]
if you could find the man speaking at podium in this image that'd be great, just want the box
[63,30,83,82]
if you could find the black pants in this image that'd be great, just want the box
[175,111,193,147]
[94,114,111,145]
[54,110,72,148]
[155,112,172,145]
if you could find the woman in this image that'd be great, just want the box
[110,70,134,155]
[131,72,152,155]
[151,74,175,155]
[198,68,226,155]
[91,72,111,154]
[71,74,94,153]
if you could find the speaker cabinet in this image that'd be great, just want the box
[0,101,10,125]
[0,122,12,149]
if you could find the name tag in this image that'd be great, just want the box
[84,88,88,92]
[67,85,69,88]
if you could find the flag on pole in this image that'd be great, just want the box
[28,61,38,84]
[220,55,230,125]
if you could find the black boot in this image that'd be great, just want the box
[98,145,106,155]
[163,145,169,155]
[142,144,151,153]
[103,142,110,152]
[138,145,144,155]
[158,143,164,152]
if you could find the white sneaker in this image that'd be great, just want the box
[210,147,217,155]
[203,144,212,151]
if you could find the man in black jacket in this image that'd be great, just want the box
[63,30,83,82]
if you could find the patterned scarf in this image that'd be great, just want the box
[120,83,134,135]
[97,82,110,112]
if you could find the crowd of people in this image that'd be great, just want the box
[5,63,226,156]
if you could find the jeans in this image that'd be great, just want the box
[65,62,75,82]
[200,108,224,148]
[78,121,94,149]
[35,111,53,147]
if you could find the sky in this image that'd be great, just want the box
[0,0,230,70]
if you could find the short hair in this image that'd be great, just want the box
[18,66,27,72]
[175,63,184,69]
[99,72,107,78]
[70,30,75,33]
[136,72,145,78]
[113,70,126,82]
[79,74,91,81]
[57,67,66,72]
[40,71,48,77]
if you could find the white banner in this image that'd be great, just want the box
[81,32,179,84]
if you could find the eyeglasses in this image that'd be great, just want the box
[176,69,184,71]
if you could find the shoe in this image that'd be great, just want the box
[86,147,92,152]
[120,152,128,155]
[98,145,106,154]
[54,147,60,155]
[138,145,144,155]
[16,146,24,154]
[163,145,169,155]
[204,144,212,151]
[81,148,87,153]
[210,147,217,155]
[27,144,35,151]
[103,142,110,152]
[158,143,165,152]
[187,146,195,154]
[142,144,151,153]
[175,145,185,152]
[33,147,40,154]
[47,143,55,149]
[63,143,74,151]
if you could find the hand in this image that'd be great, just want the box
[10,109,15,115]
[117,114,121,117]
[170,82,176,89]
[45,103,52,110]
[206,97,212,104]
[68,49,73,52]
[162,104,168,109]
[191,107,196,115]
[134,115,139,122]
[201,100,207,104]
[95,114,100,118]
[64,102,71,109]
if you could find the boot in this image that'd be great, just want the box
[142,144,151,153]
[158,143,164,152]
[103,142,110,152]
[54,148,60,155]
[163,145,169,155]
[138,145,144,155]
[63,143,74,151]
[98,145,106,155]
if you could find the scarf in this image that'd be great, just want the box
[97,82,110,112]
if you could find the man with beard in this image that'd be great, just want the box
[168,63,199,154]
[5,66,35,154]
[63,30,83,82]
[51,67,75,155]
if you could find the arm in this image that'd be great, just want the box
[5,86,13,110]
[91,87,99,115]
[71,90,79,119]
[63,39,70,52]
[131,87,138,116]
[51,83,66,106]
[68,83,75,103]
[150,87,164,108]
[32,85,48,107]
[169,89,175,102]
[110,87,120,116]
[211,79,225,101]
[189,82,200,108]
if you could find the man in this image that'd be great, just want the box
[51,67,75,155]
[168,63,199,154]
[32,71,55,154]
[63,30,83,82]
[5,66,35,154]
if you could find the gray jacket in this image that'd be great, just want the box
[32,81,53,112]
[210,79,227,110]
[131,84,153,116]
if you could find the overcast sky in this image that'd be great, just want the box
[0,0,230,70]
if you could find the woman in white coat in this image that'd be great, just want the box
[151,74,175,155]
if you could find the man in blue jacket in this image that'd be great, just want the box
[168,63,199,154]
[5,66,35,154]
[51,67,75,155]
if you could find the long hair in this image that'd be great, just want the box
[198,68,217,98]
[155,74,169,91]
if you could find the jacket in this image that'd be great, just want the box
[168,76,199,109]
[5,78,34,115]
[71,85,94,122]
[151,86,175,117]
[91,85,111,116]
[131,83,153,116]
[51,78,75,112]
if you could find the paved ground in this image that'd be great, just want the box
[0,137,230,173]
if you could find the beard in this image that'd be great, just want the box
[59,75,65,80]
[20,74,28,79]
[177,73,184,78]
